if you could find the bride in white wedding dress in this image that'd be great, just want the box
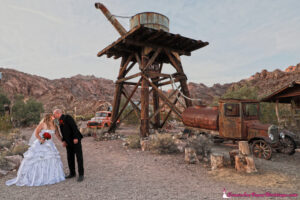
[6,114,65,186]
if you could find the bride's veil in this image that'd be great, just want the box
[28,128,38,146]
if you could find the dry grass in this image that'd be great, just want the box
[149,134,179,154]
[208,168,297,190]
[126,135,141,149]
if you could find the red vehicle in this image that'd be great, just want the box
[87,111,119,128]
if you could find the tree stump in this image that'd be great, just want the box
[185,147,199,164]
[140,140,150,151]
[234,141,257,173]
[229,150,239,167]
[238,141,250,155]
[235,155,257,173]
[210,153,224,170]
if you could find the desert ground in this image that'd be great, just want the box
[1,125,299,200]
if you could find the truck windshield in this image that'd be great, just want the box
[243,103,259,118]
[96,112,107,117]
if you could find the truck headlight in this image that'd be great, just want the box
[280,132,285,139]
[268,133,274,140]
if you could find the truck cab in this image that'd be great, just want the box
[219,99,270,141]
[87,111,119,128]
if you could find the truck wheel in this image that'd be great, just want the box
[277,136,296,155]
[251,140,272,160]
[104,123,108,127]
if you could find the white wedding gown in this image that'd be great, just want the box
[6,129,65,186]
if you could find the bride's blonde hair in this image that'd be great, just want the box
[40,113,53,129]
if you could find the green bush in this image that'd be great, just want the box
[12,95,44,127]
[0,91,10,115]
[0,115,12,132]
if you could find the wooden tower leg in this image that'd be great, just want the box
[109,55,132,132]
[140,53,149,137]
[152,78,160,129]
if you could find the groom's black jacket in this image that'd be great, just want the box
[59,114,83,145]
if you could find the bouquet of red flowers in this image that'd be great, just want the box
[41,132,51,144]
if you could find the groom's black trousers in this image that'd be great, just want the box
[66,142,84,176]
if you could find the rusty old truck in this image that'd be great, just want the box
[182,99,299,160]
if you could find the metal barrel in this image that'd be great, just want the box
[95,3,127,36]
[130,12,169,32]
[182,106,219,130]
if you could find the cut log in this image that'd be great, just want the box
[140,140,150,151]
[235,155,257,173]
[229,149,239,167]
[185,147,199,164]
[238,141,250,156]
[210,153,224,170]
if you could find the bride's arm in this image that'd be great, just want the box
[55,126,62,141]
[35,123,44,143]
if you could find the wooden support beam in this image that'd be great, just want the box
[158,78,181,87]
[164,49,192,107]
[135,53,142,68]
[149,88,179,121]
[160,93,181,128]
[109,78,142,132]
[124,61,136,76]
[142,74,182,120]
[110,57,127,132]
[143,48,162,72]
[116,72,142,83]
[120,101,141,123]
[118,54,134,78]
[123,81,141,86]
[122,87,141,117]
[124,39,191,56]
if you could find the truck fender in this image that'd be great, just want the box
[248,136,272,144]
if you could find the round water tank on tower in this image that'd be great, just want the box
[130,12,169,32]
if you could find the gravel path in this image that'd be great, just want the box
[0,126,299,200]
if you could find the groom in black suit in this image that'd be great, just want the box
[53,109,84,182]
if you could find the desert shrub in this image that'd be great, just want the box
[149,134,179,154]
[0,91,10,115]
[187,135,212,157]
[0,115,12,132]
[12,95,44,127]
[126,134,141,149]
[0,139,13,149]
[11,144,29,156]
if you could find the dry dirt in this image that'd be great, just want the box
[0,125,299,200]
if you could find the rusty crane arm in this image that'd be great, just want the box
[95,3,127,36]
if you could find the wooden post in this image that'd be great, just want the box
[238,141,250,155]
[140,51,149,137]
[109,57,126,132]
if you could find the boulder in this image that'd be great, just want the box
[5,155,23,169]
[174,139,187,153]
[0,169,8,177]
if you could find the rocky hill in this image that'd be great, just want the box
[0,68,115,115]
[188,63,300,105]
[1,63,300,115]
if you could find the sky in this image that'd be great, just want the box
[0,0,300,86]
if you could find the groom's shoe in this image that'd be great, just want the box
[65,174,76,179]
[77,175,84,182]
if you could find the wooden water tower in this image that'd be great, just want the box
[95,3,208,137]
